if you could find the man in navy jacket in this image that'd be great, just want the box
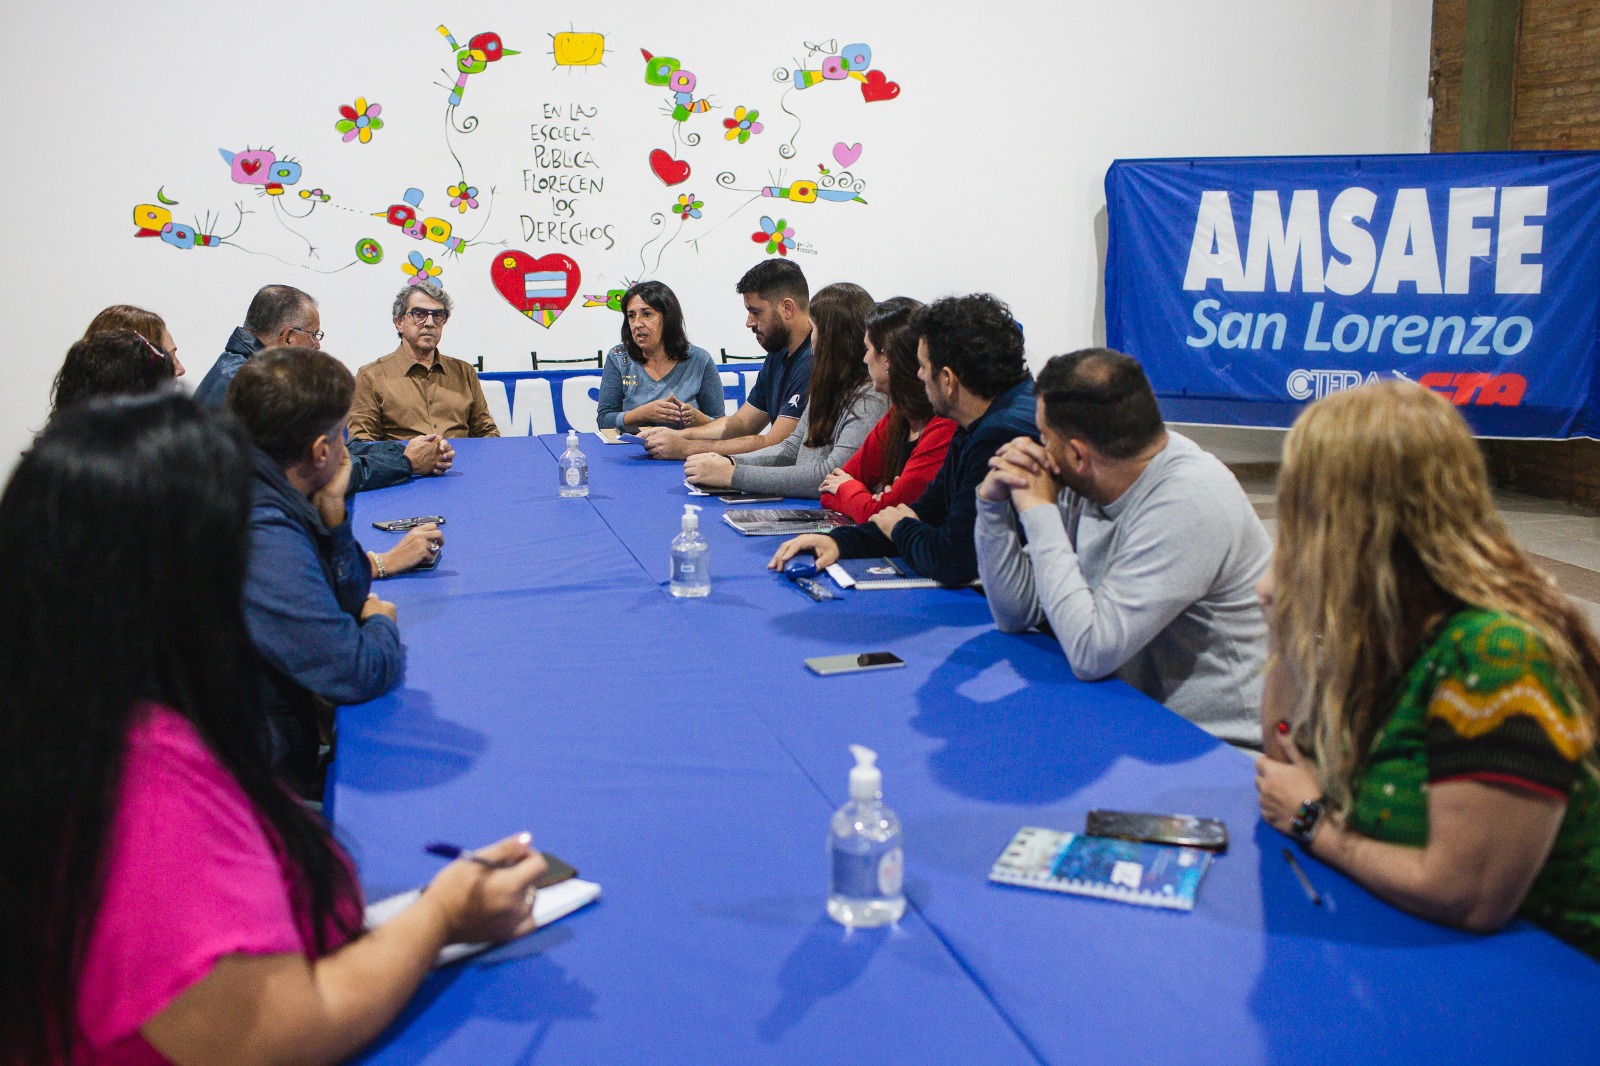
[770,294,1036,587]
[196,284,441,494]
[228,347,408,796]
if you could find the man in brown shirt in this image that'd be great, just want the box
[349,282,501,441]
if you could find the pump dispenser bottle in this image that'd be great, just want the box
[669,503,710,598]
[827,745,905,927]
[558,429,588,497]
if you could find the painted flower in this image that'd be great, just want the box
[447,181,479,213]
[336,98,384,144]
[403,250,443,285]
[722,106,763,144]
[675,193,703,220]
[752,216,795,256]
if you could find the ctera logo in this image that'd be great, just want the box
[1286,368,1385,400]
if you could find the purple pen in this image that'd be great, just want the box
[424,841,521,869]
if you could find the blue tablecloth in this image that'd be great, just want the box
[329,435,1600,1065]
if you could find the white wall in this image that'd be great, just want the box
[0,0,1431,476]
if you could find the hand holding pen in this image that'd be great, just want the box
[419,833,548,943]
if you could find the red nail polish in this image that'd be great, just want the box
[1276,721,1290,735]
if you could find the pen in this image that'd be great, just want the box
[425,841,522,869]
[1282,847,1323,905]
[880,556,905,577]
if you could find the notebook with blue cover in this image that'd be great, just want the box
[826,556,941,590]
[988,826,1212,911]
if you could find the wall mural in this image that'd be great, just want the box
[126,23,901,336]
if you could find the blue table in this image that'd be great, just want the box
[330,435,1600,1066]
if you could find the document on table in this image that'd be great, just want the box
[364,878,602,966]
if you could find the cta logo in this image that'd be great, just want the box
[1417,371,1526,406]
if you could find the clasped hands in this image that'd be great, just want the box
[978,436,1061,511]
[404,433,455,476]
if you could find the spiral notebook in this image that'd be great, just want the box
[826,557,941,590]
[988,826,1212,912]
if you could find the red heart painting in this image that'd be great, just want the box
[860,71,900,103]
[490,251,581,329]
[649,149,691,186]
[239,157,263,176]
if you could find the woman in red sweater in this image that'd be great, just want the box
[820,298,957,521]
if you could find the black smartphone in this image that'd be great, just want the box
[373,515,446,532]
[535,852,578,888]
[718,493,785,505]
[413,549,443,571]
[804,651,906,676]
[1084,809,1228,851]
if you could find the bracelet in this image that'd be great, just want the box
[369,550,388,579]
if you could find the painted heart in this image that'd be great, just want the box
[832,142,863,168]
[239,157,263,176]
[649,148,691,186]
[490,250,581,329]
[860,71,900,103]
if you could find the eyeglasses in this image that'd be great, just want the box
[405,308,451,324]
[288,325,325,342]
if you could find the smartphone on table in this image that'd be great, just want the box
[805,651,906,676]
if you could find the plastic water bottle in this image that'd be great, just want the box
[669,503,710,598]
[828,745,905,927]
[558,429,588,498]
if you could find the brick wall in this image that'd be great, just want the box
[1431,0,1600,505]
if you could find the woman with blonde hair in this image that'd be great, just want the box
[1256,379,1600,956]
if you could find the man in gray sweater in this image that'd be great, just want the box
[974,349,1270,747]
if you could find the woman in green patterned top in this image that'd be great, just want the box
[1255,380,1600,958]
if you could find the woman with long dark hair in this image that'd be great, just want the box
[819,297,957,522]
[0,394,546,1064]
[1255,381,1600,955]
[596,280,725,430]
[684,281,886,497]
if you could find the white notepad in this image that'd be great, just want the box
[364,878,602,967]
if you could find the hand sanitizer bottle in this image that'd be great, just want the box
[828,745,905,927]
[669,503,710,598]
[558,429,588,498]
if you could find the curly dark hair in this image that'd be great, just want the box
[620,280,691,363]
[910,294,1028,401]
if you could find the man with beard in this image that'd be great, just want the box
[768,293,1036,588]
[348,282,500,442]
[973,348,1270,748]
[640,259,812,460]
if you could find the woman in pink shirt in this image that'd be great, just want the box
[0,394,547,1065]
[820,297,957,522]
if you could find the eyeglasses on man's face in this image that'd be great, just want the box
[288,325,325,343]
[404,308,451,324]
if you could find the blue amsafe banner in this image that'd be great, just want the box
[1104,152,1600,438]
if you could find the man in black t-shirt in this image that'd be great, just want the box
[641,259,813,460]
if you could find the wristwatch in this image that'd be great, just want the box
[1289,798,1325,845]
